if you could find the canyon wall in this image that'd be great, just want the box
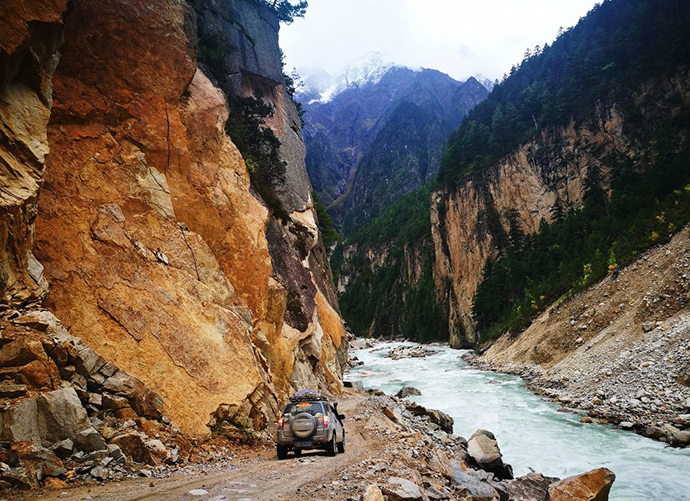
[432,73,690,347]
[1,0,346,437]
[0,0,66,307]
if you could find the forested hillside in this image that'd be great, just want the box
[438,0,690,187]
[335,0,690,344]
[436,0,690,342]
[334,185,449,342]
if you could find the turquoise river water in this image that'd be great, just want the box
[349,342,690,501]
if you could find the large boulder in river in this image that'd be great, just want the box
[396,386,422,398]
[467,429,513,480]
[547,468,615,501]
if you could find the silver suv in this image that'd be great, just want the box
[275,395,345,459]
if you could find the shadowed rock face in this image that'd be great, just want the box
[0,0,68,306]
[2,0,346,436]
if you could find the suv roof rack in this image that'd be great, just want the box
[290,389,328,402]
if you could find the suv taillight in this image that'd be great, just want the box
[277,417,284,430]
[322,415,330,428]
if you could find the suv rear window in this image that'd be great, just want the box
[283,402,325,416]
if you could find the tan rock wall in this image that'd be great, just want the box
[432,106,631,347]
[0,0,67,306]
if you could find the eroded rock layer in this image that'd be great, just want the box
[0,0,67,306]
[2,0,346,438]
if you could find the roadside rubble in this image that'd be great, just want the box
[0,308,270,492]
[294,392,615,501]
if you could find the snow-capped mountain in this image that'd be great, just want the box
[474,74,497,93]
[296,52,401,103]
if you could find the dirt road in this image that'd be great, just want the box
[21,391,379,501]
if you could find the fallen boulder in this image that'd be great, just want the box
[547,468,615,501]
[404,402,454,434]
[36,387,91,443]
[503,473,556,501]
[0,466,37,490]
[383,405,404,424]
[74,427,108,453]
[110,432,157,466]
[344,380,365,391]
[467,429,513,480]
[451,461,500,501]
[362,484,385,501]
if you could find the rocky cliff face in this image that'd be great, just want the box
[432,73,690,348]
[1,0,346,438]
[0,0,66,307]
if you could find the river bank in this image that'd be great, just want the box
[465,314,690,448]
[472,231,690,448]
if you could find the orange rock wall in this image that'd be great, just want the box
[0,0,346,436]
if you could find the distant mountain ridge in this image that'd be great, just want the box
[297,54,488,234]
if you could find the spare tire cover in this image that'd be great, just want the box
[291,412,317,438]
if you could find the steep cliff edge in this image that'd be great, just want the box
[432,72,690,347]
[1,0,346,440]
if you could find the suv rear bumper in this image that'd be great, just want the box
[276,429,333,447]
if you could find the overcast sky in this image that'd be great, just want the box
[281,0,599,81]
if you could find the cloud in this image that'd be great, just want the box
[280,0,599,81]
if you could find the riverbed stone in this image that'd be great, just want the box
[548,468,615,501]
[467,430,513,480]
[670,430,690,446]
[503,473,555,501]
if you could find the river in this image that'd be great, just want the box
[349,342,690,501]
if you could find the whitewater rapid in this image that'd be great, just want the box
[349,342,690,501]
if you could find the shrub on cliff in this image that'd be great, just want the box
[253,0,307,24]
[225,96,289,220]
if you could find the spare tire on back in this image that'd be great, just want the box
[291,412,317,438]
